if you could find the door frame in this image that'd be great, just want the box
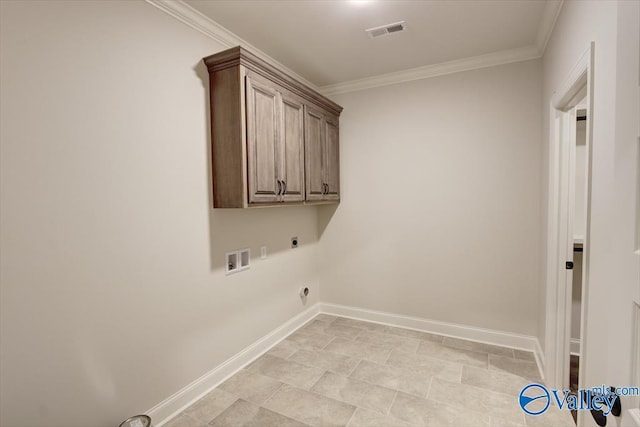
[544,43,594,420]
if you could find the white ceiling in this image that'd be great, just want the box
[185,0,560,89]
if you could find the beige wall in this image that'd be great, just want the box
[5,1,637,426]
[318,59,543,337]
[0,2,320,426]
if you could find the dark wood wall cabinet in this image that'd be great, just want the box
[203,46,343,208]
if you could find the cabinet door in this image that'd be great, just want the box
[246,75,280,204]
[279,94,305,202]
[324,114,340,200]
[304,106,326,201]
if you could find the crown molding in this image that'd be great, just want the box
[536,0,564,55]
[319,44,541,96]
[319,0,563,96]
[146,0,564,98]
[145,0,236,48]
[144,0,320,92]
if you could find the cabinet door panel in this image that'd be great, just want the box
[246,76,279,204]
[304,107,325,201]
[280,95,305,202]
[324,115,340,200]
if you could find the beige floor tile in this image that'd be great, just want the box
[169,317,542,427]
[298,320,363,340]
[442,337,515,358]
[489,354,541,381]
[428,377,525,425]
[324,324,364,339]
[347,408,412,427]
[356,330,421,353]
[314,314,338,323]
[311,371,397,414]
[163,413,206,427]
[267,339,301,359]
[298,319,333,335]
[245,354,325,389]
[462,365,530,397]
[323,337,393,363]
[350,360,432,397]
[490,416,526,426]
[524,410,575,426]
[383,326,445,344]
[417,340,489,368]
[209,399,308,427]
[390,391,491,427]
[263,383,356,427]
[523,400,575,427]
[286,330,335,350]
[331,317,391,333]
[288,348,360,376]
[514,350,536,362]
[386,349,463,382]
[219,370,283,405]
[182,388,237,424]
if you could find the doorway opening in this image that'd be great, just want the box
[544,42,594,427]
[569,106,588,423]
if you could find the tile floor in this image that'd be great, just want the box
[163,315,575,427]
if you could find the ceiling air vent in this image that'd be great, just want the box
[365,21,406,38]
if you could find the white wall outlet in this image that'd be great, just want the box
[260,246,267,259]
[291,236,299,248]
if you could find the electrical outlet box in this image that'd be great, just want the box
[225,251,238,275]
[226,248,250,275]
[240,249,250,268]
[260,246,267,259]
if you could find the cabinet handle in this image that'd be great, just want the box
[277,180,282,196]
[324,183,329,194]
[282,180,286,195]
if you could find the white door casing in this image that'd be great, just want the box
[545,42,594,427]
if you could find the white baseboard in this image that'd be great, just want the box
[570,338,581,356]
[319,302,545,380]
[148,301,546,426]
[147,304,320,426]
[534,337,546,381]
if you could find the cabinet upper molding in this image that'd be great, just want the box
[204,46,343,117]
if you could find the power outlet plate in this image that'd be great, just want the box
[225,251,238,275]
[226,248,250,275]
[291,237,299,248]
